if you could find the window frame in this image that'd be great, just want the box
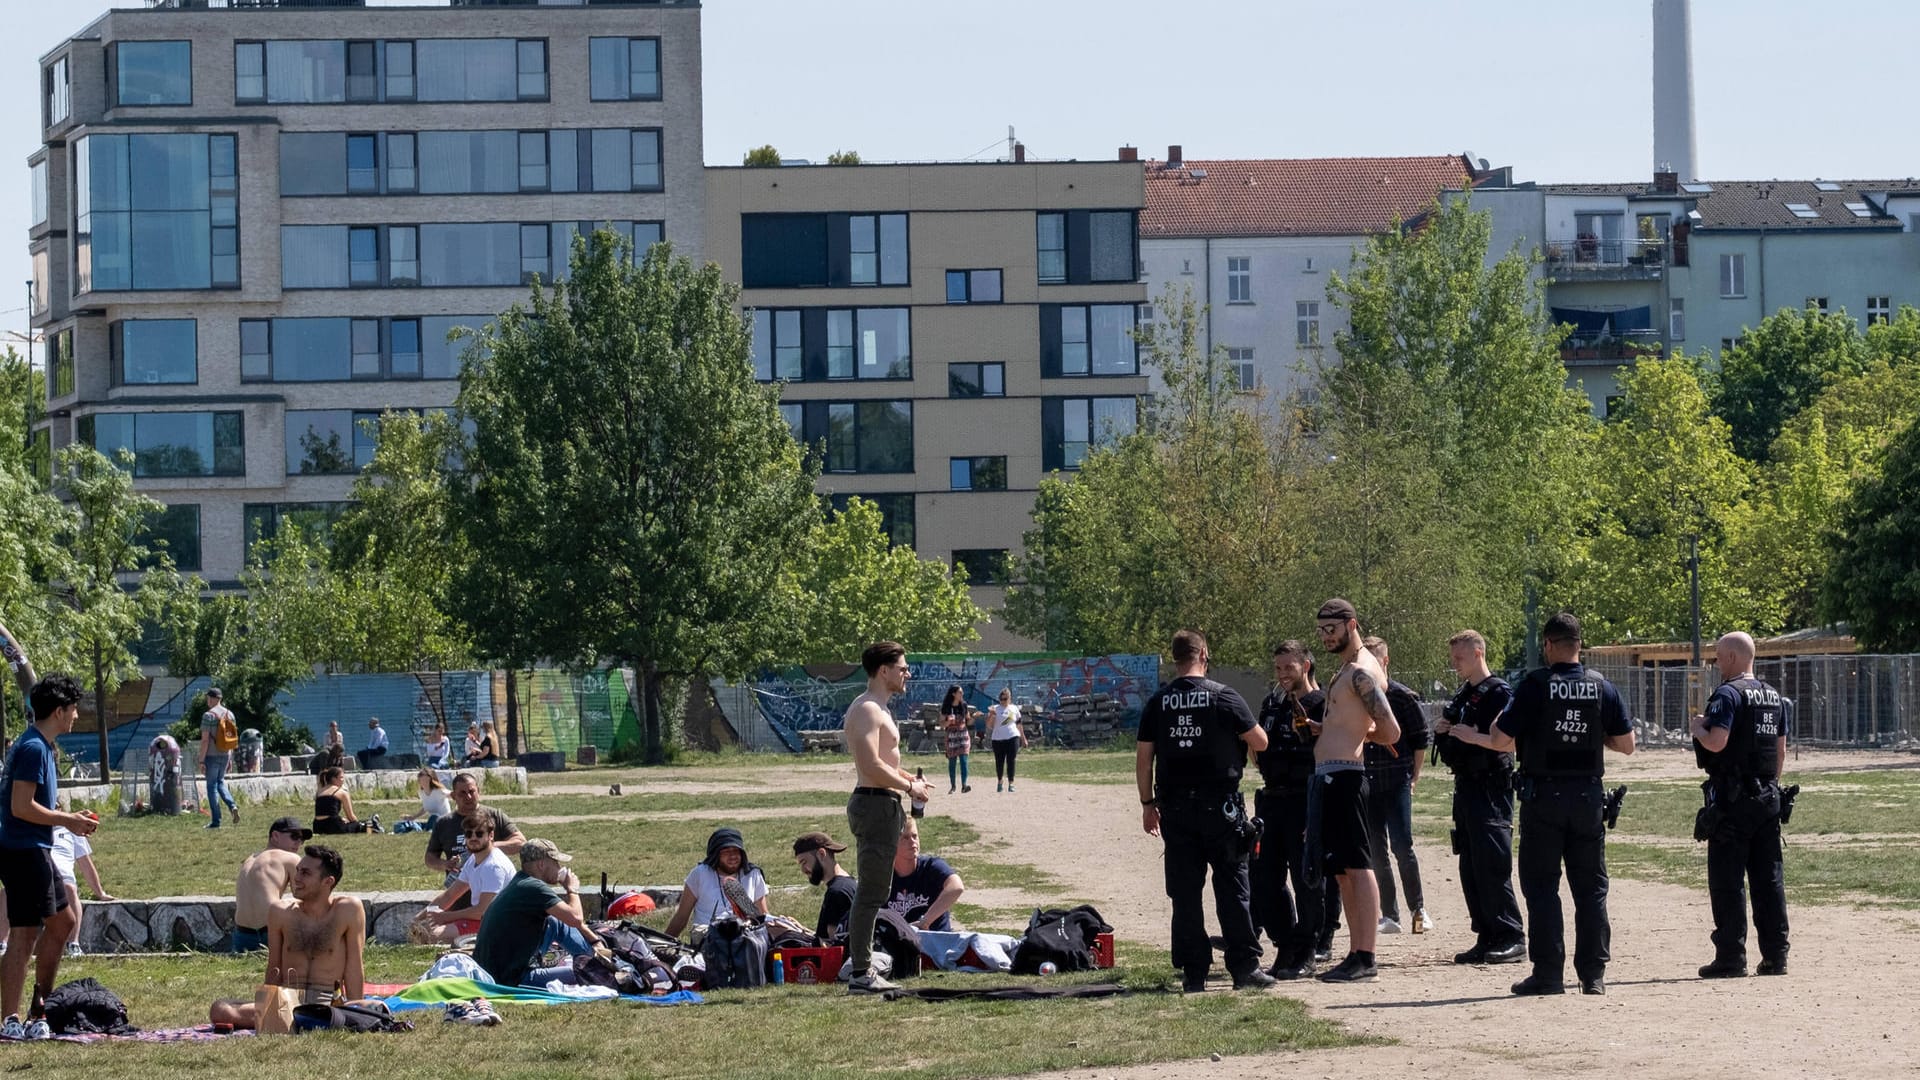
[945,268,1004,304]
[1296,300,1321,346]
[45,55,71,126]
[1226,256,1252,303]
[951,548,1012,586]
[589,36,663,102]
[111,318,199,387]
[1226,346,1256,391]
[1043,304,1140,378]
[1042,395,1138,471]
[1669,297,1686,340]
[948,455,1009,492]
[84,409,245,479]
[1719,253,1746,298]
[113,40,193,108]
[1037,209,1139,286]
[1867,296,1892,326]
[948,362,1006,398]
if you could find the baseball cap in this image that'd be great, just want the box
[207,686,223,700]
[1317,598,1358,622]
[521,838,573,865]
[270,816,313,841]
[792,831,847,856]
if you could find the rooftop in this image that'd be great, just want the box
[1140,155,1473,239]
[1526,177,1920,230]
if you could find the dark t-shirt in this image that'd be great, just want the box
[1137,675,1257,794]
[886,855,956,931]
[427,805,518,885]
[815,874,858,941]
[473,870,563,987]
[0,726,59,850]
[1365,681,1430,774]
[1255,688,1325,786]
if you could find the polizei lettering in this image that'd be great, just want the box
[1162,690,1214,711]
[1742,686,1782,707]
[1549,680,1601,701]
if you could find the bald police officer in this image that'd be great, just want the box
[1433,630,1526,965]
[1137,629,1274,992]
[1692,631,1790,979]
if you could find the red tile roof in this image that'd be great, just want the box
[1140,155,1474,239]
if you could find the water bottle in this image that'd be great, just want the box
[911,767,927,819]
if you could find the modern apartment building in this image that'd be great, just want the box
[706,160,1149,650]
[28,0,704,585]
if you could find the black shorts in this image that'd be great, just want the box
[1318,770,1373,874]
[0,846,69,927]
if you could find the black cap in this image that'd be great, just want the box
[269,816,312,841]
[1317,598,1357,622]
[206,686,223,700]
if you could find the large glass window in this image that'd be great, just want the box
[86,411,244,478]
[114,320,197,386]
[750,309,802,382]
[849,214,907,286]
[795,402,914,474]
[416,39,545,102]
[420,130,522,194]
[1037,210,1138,285]
[1046,304,1138,376]
[234,42,265,103]
[421,316,484,379]
[30,160,48,229]
[590,37,661,101]
[952,549,1011,585]
[946,269,1002,304]
[1089,212,1135,282]
[1046,397,1136,470]
[265,40,345,103]
[948,362,1005,398]
[286,410,379,476]
[242,316,469,381]
[588,129,663,192]
[116,41,192,106]
[949,456,1008,492]
[45,57,70,125]
[827,493,915,548]
[420,223,523,287]
[853,307,911,378]
[282,226,350,289]
[281,133,348,196]
[49,329,74,400]
[244,502,353,555]
[142,503,201,572]
[78,133,236,292]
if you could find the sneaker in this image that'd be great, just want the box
[1510,974,1566,996]
[1007,784,1015,793]
[847,971,899,995]
[229,803,241,825]
[1378,917,1402,935]
[1483,940,1527,965]
[369,814,383,834]
[2,1015,25,1040]
[948,786,956,795]
[64,942,82,958]
[204,822,221,830]
[1698,957,1747,979]
[996,783,1003,792]
[1313,947,1332,963]
[22,1019,50,1041]
[1412,909,1434,934]
[1756,957,1788,976]
[1318,953,1378,983]
[1270,957,1315,980]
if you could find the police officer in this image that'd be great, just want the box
[1137,629,1275,992]
[1432,629,1526,965]
[1481,612,1634,996]
[1252,640,1326,979]
[1691,631,1790,978]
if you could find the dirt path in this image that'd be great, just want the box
[922,750,1920,1080]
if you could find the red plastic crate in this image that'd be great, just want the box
[1092,932,1115,969]
[781,946,844,985]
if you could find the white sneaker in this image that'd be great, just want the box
[65,942,83,958]
[847,971,899,995]
[1413,909,1435,934]
[1,1015,25,1040]
[23,1018,50,1041]
[1378,917,1403,934]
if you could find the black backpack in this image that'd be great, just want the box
[292,1001,414,1034]
[1011,905,1112,975]
[870,908,924,978]
[699,917,770,989]
[43,978,136,1036]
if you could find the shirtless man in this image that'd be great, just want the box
[231,817,311,952]
[1311,598,1400,983]
[841,640,931,995]
[210,844,366,1029]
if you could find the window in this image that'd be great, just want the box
[1036,210,1138,285]
[750,309,803,381]
[827,493,915,548]
[945,269,1003,304]
[1806,297,1829,313]
[264,40,345,103]
[1227,256,1251,303]
[848,214,907,286]
[113,320,197,386]
[385,41,415,100]
[1296,301,1320,346]
[948,362,1005,398]
[284,222,571,289]
[952,549,1011,585]
[234,42,265,103]
[1043,304,1138,376]
[1784,202,1819,220]
[1044,397,1137,470]
[415,39,545,102]
[286,410,380,476]
[1868,296,1893,326]
[1605,395,1625,419]
[744,213,907,289]
[518,132,548,190]
[387,133,417,192]
[30,160,48,229]
[419,131,523,194]
[590,37,661,101]
[949,456,1008,492]
[588,129,663,192]
[30,249,48,317]
[516,40,548,99]
[851,308,910,378]
[141,504,201,572]
[244,502,353,555]
[84,411,244,478]
[349,227,381,286]
[77,133,239,292]
[347,41,378,102]
[791,401,914,474]
[418,222,532,287]
[1574,211,1625,263]
[1721,336,1744,353]
[347,135,378,193]
[116,41,191,106]
[48,328,74,400]
[1227,346,1255,391]
[1719,253,1745,298]
[1669,298,1686,341]
[242,316,470,382]
[389,226,418,285]
[351,319,381,377]
[520,224,550,282]
[45,57,70,125]
[749,308,909,382]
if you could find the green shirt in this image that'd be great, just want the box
[473,870,564,987]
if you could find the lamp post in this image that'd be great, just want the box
[1688,531,1702,666]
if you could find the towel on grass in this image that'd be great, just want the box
[27,1025,255,1045]
[382,977,703,1011]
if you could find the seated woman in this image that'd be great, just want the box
[663,827,769,939]
[391,769,450,834]
[423,722,452,769]
[312,767,379,834]
[463,721,499,768]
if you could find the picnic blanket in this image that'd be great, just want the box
[381,977,703,1012]
[27,1025,255,1045]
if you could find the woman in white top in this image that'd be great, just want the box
[424,722,452,768]
[393,769,451,834]
[987,688,1031,793]
[663,827,769,939]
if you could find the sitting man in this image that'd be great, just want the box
[793,831,857,943]
[885,818,965,932]
[472,839,608,988]
[425,772,525,887]
[355,717,389,771]
[210,844,366,1028]
[232,818,311,953]
[663,828,769,939]
[417,817,515,943]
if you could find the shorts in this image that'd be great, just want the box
[1317,769,1373,874]
[232,925,270,953]
[0,846,70,926]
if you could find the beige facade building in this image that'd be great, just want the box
[29,0,704,585]
[706,161,1148,649]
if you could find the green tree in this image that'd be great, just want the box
[785,498,983,663]
[0,348,68,738]
[742,145,782,167]
[826,150,862,166]
[456,231,819,763]
[1821,414,1920,650]
[1714,306,1869,462]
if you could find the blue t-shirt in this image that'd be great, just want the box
[886,855,957,931]
[0,726,58,850]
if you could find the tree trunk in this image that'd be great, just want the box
[642,658,664,765]
[504,667,521,758]
[92,644,111,785]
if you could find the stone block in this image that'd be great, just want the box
[519,751,567,773]
[386,753,422,771]
[575,745,599,766]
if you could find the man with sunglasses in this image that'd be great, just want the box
[418,816,515,943]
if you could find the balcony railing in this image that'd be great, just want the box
[1543,237,1669,277]
[1560,329,1664,364]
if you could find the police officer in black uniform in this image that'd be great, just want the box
[1432,629,1526,965]
[1137,629,1275,992]
[1252,640,1327,979]
[1482,612,1634,996]
[1691,631,1790,978]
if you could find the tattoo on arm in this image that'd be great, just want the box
[1351,670,1394,728]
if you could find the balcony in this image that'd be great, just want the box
[1543,237,1668,282]
[1559,329,1663,366]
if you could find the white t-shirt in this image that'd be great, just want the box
[421,788,452,818]
[681,863,768,926]
[457,846,516,904]
[425,736,451,760]
[989,703,1023,741]
[51,828,90,885]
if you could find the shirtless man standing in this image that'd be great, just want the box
[842,640,931,996]
[1311,599,1400,983]
[231,818,311,953]
[210,844,366,1029]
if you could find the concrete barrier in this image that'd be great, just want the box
[57,766,531,813]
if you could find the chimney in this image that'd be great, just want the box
[1652,0,1699,181]
[1653,170,1679,193]
[1118,145,1138,163]
[1013,142,1026,164]
[1167,144,1183,167]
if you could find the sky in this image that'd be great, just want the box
[9,0,1920,355]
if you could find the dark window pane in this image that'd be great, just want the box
[346,135,378,192]
[946,271,968,304]
[856,401,913,473]
[119,319,197,385]
[1037,213,1066,283]
[953,549,1011,585]
[827,309,854,379]
[142,503,201,572]
[281,133,347,196]
[740,214,828,288]
[287,410,356,475]
[774,310,802,380]
[130,134,209,211]
[117,41,191,106]
[949,363,982,398]
[135,412,213,478]
[346,41,377,101]
[131,210,212,290]
[348,227,380,286]
[1089,211,1136,282]
[750,310,772,381]
[391,318,422,377]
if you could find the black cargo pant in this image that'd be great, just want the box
[1518,778,1610,984]
[1160,790,1261,979]
[1707,783,1789,965]
[1252,785,1321,964]
[1454,772,1524,948]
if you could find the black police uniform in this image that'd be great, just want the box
[1439,675,1525,956]
[1139,674,1262,982]
[1496,662,1630,989]
[1364,680,1430,927]
[1252,687,1326,971]
[1697,675,1790,970]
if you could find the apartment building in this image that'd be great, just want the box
[706,160,1148,650]
[28,0,704,585]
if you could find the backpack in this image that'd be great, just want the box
[870,909,923,978]
[42,978,137,1036]
[699,916,769,989]
[571,952,645,995]
[1010,904,1113,975]
[212,708,239,752]
[292,1000,414,1034]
